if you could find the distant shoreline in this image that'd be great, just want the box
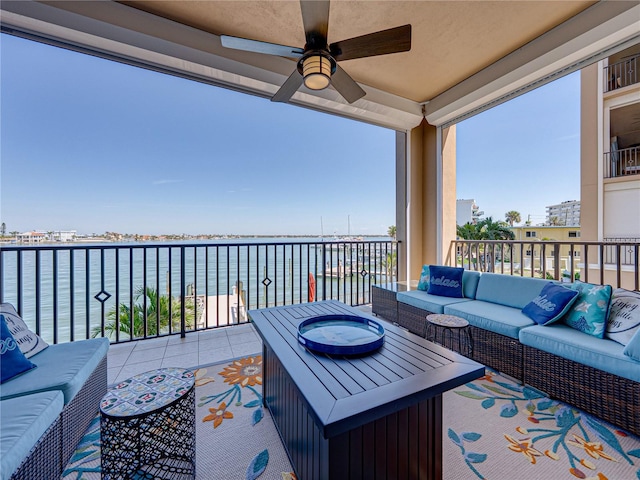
[0,234,392,247]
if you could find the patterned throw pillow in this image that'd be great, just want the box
[563,281,613,338]
[522,282,579,325]
[417,265,430,291]
[427,265,464,298]
[605,288,640,346]
[1,314,37,383]
[0,303,48,358]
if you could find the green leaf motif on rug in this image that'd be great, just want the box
[252,407,264,425]
[450,370,640,479]
[448,427,486,478]
[246,449,269,480]
[499,403,518,418]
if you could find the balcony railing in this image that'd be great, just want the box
[451,239,639,290]
[0,239,397,345]
[604,54,638,92]
[604,146,640,178]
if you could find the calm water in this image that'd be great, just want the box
[0,237,395,343]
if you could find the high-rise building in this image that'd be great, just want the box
[456,199,484,226]
[546,200,580,226]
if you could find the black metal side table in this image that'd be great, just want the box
[425,314,472,357]
[100,367,196,479]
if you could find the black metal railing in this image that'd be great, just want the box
[604,54,638,92]
[0,239,397,345]
[604,146,640,178]
[451,239,639,290]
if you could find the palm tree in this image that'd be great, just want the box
[505,211,521,227]
[387,225,397,240]
[457,219,514,271]
[93,286,196,340]
[478,217,515,241]
[456,222,483,240]
[382,251,397,277]
[549,216,564,226]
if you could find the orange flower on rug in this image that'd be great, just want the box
[219,355,263,387]
[202,401,234,428]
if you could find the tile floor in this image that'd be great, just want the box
[106,322,262,385]
[107,305,373,385]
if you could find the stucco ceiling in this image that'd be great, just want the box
[122,0,596,103]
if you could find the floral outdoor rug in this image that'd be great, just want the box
[443,370,640,480]
[62,354,296,480]
[64,356,640,480]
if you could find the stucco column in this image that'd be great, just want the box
[397,120,457,281]
[581,63,600,244]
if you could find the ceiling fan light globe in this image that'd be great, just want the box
[302,55,332,90]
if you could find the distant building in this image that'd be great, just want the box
[52,230,77,242]
[510,225,582,272]
[546,200,580,226]
[456,199,484,225]
[17,231,46,243]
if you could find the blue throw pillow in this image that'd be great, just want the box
[563,281,613,338]
[417,265,430,291]
[1,314,37,383]
[521,282,579,325]
[427,266,464,298]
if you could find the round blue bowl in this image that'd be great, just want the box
[297,314,385,356]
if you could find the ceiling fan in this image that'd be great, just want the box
[220,0,411,104]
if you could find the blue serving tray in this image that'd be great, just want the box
[297,314,385,356]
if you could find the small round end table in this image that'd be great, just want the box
[100,367,196,479]
[425,314,472,357]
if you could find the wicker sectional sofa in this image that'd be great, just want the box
[379,271,640,436]
[1,337,109,480]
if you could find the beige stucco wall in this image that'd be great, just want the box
[580,63,600,245]
[401,120,457,280]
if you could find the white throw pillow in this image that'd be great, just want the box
[0,303,49,358]
[605,289,640,346]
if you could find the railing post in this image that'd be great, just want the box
[554,244,560,281]
[322,243,327,301]
[180,246,186,338]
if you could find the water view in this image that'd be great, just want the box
[0,237,397,344]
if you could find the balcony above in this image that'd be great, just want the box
[604,53,639,93]
[604,146,640,178]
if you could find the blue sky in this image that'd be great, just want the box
[1,34,579,236]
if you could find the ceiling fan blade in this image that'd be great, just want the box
[300,0,330,46]
[330,24,411,62]
[271,70,304,103]
[331,65,366,104]
[221,35,304,58]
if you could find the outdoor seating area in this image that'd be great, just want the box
[0,304,109,480]
[3,294,640,479]
[372,267,640,436]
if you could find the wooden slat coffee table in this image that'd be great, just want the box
[249,300,484,480]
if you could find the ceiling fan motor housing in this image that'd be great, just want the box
[297,51,337,90]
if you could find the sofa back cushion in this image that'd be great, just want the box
[462,270,481,299]
[475,273,549,309]
[427,266,464,298]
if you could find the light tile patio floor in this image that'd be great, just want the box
[107,305,373,385]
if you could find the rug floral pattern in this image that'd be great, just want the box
[446,371,640,480]
[63,355,296,480]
